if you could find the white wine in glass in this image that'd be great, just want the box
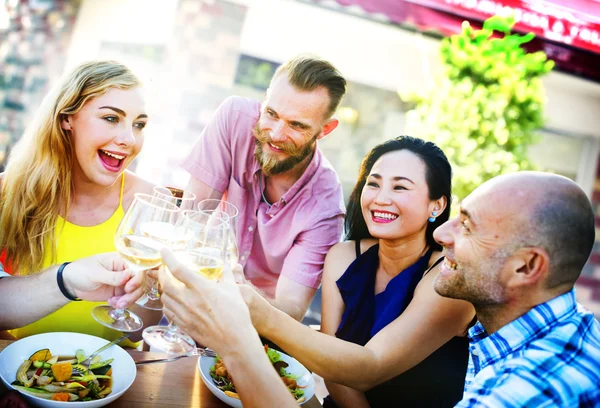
[198,200,239,272]
[92,193,180,332]
[136,187,197,310]
[115,235,163,271]
[173,247,224,281]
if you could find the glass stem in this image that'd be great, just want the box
[163,322,180,343]
[109,308,128,321]
[147,284,160,301]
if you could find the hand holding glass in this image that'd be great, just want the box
[142,210,230,353]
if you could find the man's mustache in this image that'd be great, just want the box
[254,129,299,156]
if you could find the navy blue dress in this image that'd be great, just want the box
[323,242,469,408]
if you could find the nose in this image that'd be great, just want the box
[270,121,287,143]
[115,124,136,147]
[373,188,392,205]
[433,217,454,248]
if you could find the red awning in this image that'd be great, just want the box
[327,0,600,82]
[333,0,600,54]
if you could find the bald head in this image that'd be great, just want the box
[477,171,595,288]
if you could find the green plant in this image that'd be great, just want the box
[404,16,554,201]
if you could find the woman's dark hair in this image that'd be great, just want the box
[345,136,452,251]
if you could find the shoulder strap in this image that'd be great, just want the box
[423,256,444,277]
[119,173,125,208]
[355,239,361,258]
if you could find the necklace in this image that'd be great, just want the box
[258,174,272,207]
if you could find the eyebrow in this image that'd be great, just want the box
[369,173,415,184]
[460,207,477,227]
[99,106,148,119]
[265,106,311,130]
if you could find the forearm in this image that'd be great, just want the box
[249,281,307,322]
[325,380,371,408]
[0,266,69,330]
[221,330,297,408]
[266,296,305,322]
[257,307,382,390]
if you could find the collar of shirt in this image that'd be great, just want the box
[468,289,577,373]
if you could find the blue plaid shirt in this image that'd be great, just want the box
[456,289,600,407]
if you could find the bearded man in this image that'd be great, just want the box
[182,55,346,320]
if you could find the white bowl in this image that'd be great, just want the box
[0,332,136,408]
[198,349,315,407]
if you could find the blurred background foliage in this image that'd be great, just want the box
[403,15,555,202]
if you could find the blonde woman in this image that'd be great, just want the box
[0,60,157,343]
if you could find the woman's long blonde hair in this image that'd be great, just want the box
[0,60,142,275]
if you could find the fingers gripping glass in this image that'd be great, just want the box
[136,187,196,310]
[142,210,230,354]
[91,193,180,332]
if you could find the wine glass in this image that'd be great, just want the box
[92,193,180,332]
[136,187,196,310]
[142,210,230,353]
[197,199,239,272]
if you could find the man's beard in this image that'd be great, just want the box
[433,249,509,307]
[253,123,317,176]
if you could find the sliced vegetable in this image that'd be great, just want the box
[33,361,52,369]
[13,385,53,399]
[71,374,111,382]
[29,349,52,362]
[51,361,73,382]
[16,360,34,387]
[47,356,59,365]
[224,390,240,400]
[51,392,70,402]
[91,364,112,376]
[37,376,53,386]
[41,384,73,393]
[90,355,102,366]
[76,349,86,364]
[98,387,112,397]
[89,358,113,371]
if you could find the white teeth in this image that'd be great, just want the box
[269,143,282,151]
[373,211,398,220]
[101,150,125,160]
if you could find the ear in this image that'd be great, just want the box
[430,196,448,217]
[60,114,72,131]
[317,118,339,140]
[506,247,549,288]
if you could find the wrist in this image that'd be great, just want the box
[221,328,264,369]
[57,262,81,301]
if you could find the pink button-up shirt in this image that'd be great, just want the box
[182,96,345,297]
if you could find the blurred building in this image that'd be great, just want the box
[2,0,600,316]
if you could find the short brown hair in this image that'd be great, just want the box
[273,55,346,118]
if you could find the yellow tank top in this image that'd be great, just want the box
[10,175,137,346]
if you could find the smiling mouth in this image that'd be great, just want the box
[268,143,284,152]
[98,149,126,170]
[444,258,457,270]
[372,211,398,221]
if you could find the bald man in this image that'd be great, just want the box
[159,171,600,408]
[434,171,600,407]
